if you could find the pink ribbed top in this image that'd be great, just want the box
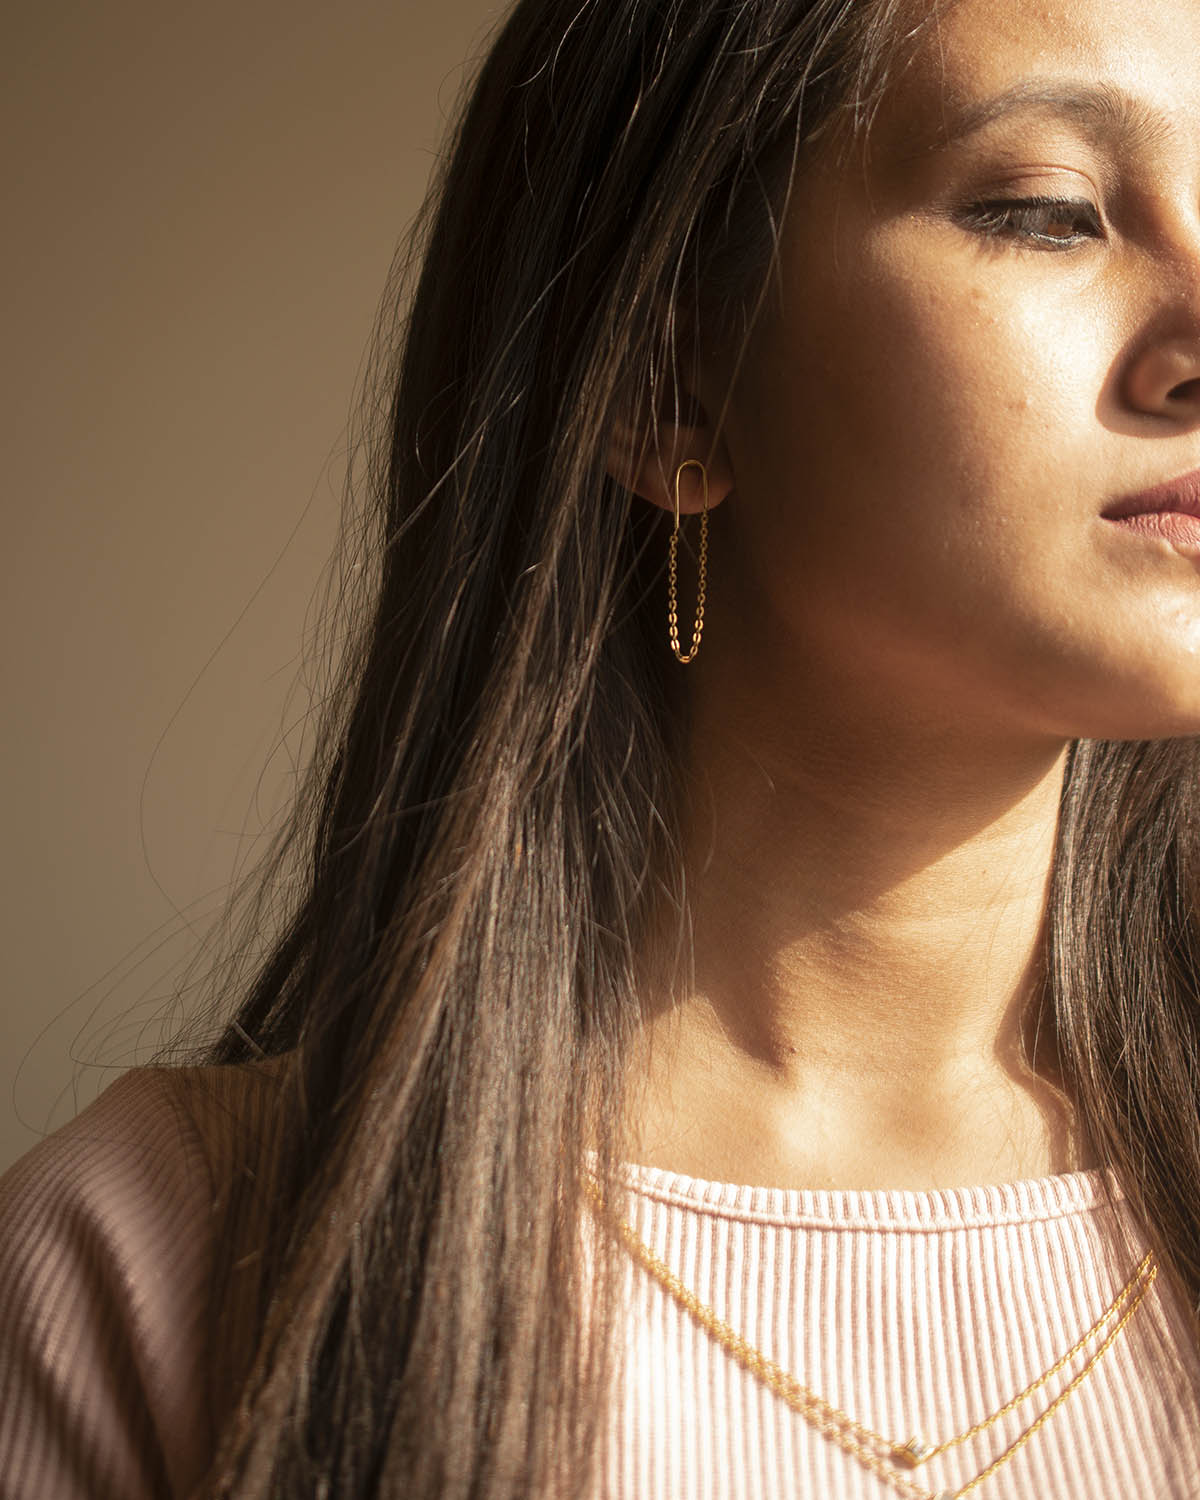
[1,1065,1199,1500]
[601,1159,1200,1498]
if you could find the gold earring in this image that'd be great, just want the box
[668,459,709,664]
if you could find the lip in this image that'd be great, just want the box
[1103,466,1200,521]
[1106,510,1200,554]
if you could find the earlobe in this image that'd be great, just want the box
[603,417,735,517]
[603,409,658,503]
[603,332,737,512]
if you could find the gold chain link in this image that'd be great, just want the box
[584,1175,1156,1500]
[668,459,708,663]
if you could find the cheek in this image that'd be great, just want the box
[811,271,1093,502]
[735,239,1109,554]
[721,251,1126,722]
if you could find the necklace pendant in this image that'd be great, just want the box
[893,1435,935,1466]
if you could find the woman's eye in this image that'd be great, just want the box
[958,195,1104,249]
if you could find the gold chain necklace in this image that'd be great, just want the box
[584,1175,1156,1500]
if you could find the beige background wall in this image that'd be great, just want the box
[3,0,502,1173]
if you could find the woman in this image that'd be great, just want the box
[4,0,1200,1495]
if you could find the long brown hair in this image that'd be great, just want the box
[170,0,1200,1495]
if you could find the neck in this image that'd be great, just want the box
[626,662,1090,1191]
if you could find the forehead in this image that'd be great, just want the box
[863,0,1200,162]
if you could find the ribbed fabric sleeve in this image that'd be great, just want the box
[2,1066,1200,1499]
[0,1069,217,1500]
[0,1063,284,1500]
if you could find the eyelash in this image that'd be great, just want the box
[958,194,1104,249]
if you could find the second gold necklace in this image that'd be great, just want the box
[584,1175,1156,1500]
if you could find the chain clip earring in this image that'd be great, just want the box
[668,459,709,664]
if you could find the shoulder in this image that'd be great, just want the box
[0,1056,291,1265]
[0,1056,292,1500]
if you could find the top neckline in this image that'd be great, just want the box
[610,1158,1124,1232]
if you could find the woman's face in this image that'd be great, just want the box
[712,0,1200,743]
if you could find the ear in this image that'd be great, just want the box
[604,371,736,517]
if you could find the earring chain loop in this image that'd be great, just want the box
[668,459,709,664]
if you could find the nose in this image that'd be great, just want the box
[1122,246,1200,419]
[1124,338,1200,415]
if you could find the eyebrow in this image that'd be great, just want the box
[900,77,1178,161]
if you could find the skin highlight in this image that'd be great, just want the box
[611,0,1200,1191]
